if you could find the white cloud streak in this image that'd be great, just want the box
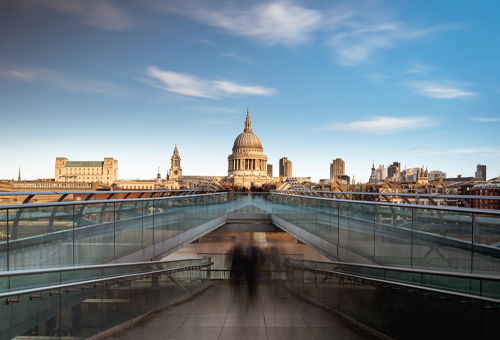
[0,65,127,95]
[452,147,500,154]
[181,1,323,47]
[16,0,133,30]
[366,73,390,82]
[413,146,500,155]
[329,23,454,66]
[219,53,255,65]
[146,66,276,99]
[149,1,457,65]
[325,116,434,134]
[472,117,500,122]
[410,82,476,99]
[405,62,433,75]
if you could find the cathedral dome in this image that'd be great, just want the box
[233,131,263,151]
[231,112,264,151]
[228,111,268,181]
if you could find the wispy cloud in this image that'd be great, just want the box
[324,116,434,134]
[154,1,456,65]
[146,66,276,99]
[451,147,500,154]
[409,145,433,152]
[405,62,433,75]
[219,53,255,65]
[366,72,390,82]
[472,117,500,122]
[196,39,216,45]
[161,1,324,47]
[0,64,127,95]
[410,82,476,99]
[329,23,455,66]
[412,146,500,155]
[16,0,134,30]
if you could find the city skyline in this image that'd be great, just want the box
[8,112,493,184]
[1,1,499,182]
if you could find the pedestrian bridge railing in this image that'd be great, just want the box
[284,259,500,340]
[0,258,213,340]
[0,193,230,271]
[271,192,500,275]
[1,191,500,277]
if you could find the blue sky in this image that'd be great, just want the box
[1,0,499,182]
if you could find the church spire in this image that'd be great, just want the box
[244,109,252,132]
[168,145,182,180]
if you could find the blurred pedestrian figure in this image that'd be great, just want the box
[245,238,262,305]
[230,242,245,291]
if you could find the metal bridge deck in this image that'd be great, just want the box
[109,281,379,340]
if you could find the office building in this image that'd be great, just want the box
[330,158,345,179]
[279,157,293,177]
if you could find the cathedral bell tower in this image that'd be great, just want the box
[167,145,182,180]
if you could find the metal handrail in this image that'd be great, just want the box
[0,190,197,196]
[285,261,500,305]
[4,189,499,200]
[0,259,205,278]
[273,189,500,200]
[286,259,500,282]
[0,259,213,300]
[272,192,500,215]
[0,191,229,210]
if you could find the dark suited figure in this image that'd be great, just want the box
[245,241,261,304]
[230,243,245,291]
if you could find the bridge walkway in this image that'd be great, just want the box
[109,281,378,340]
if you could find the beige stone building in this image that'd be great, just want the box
[114,179,179,190]
[55,157,118,185]
[0,179,109,205]
[226,112,270,188]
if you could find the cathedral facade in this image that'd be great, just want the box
[226,112,270,188]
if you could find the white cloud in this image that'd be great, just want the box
[329,23,453,66]
[153,1,456,65]
[164,1,324,47]
[472,117,500,122]
[366,72,390,82]
[17,0,133,30]
[0,69,36,80]
[0,65,127,95]
[219,53,255,65]
[146,66,276,99]
[412,146,500,155]
[410,82,476,99]
[451,147,500,154]
[325,116,434,134]
[405,62,433,75]
[196,39,216,45]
